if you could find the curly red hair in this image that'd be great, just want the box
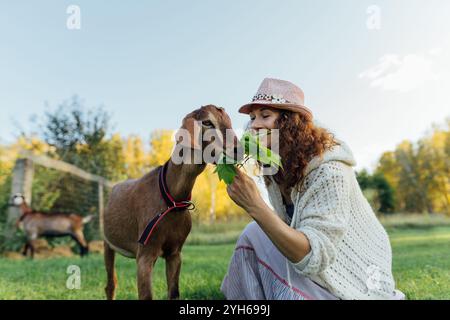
[264,111,339,191]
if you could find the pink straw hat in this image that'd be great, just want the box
[239,78,313,119]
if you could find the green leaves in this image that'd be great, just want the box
[214,162,237,185]
[214,131,282,185]
[241,131,282,169]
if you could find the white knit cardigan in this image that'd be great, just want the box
[265,140,400,300]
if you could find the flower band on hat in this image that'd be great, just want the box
[239,78,312,118]
[252,94,290,104]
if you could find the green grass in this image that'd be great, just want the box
[186,219,251,245]
[389,226,450,300]
[0,244,235,300]
[1,217,450,300]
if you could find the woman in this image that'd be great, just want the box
[221,78,405,300]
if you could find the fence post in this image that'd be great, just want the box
[5,158,34,239]
[98,182,104,238]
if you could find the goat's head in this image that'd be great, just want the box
[10,193,27,229]
[174,105,243,165]
[10,193,26,207]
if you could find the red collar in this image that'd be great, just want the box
[138,162,195,246]
[158,161,194,210]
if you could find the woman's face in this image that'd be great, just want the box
[248,107,280,148]
[249,107,279,130]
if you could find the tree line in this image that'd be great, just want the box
[357,119,449,215]
[1,97,449,230]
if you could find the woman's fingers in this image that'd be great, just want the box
[226,185,239,205]
[234,167,250,183]
[228,181,239,195]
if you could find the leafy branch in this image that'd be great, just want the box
[213,131,282,185]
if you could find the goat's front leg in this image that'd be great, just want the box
[22,242,29,256]
[136,251,158,300]
[27,234,37,259]
[165,251,182,299]
[28,241,35,259]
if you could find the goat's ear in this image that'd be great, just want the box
[176,116,202,150]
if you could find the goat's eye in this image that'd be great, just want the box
[202,120,214,128]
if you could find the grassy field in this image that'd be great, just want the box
[1,216,450,300]
[389,226,450,299]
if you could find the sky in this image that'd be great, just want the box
[1,0,449,172]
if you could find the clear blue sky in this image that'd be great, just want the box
[1,0,449,170]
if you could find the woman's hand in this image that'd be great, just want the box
[227,168,312,264]
[226,168,268,216]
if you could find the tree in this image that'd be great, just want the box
[356,169,395,213]
[416,124,450,214]
[356,169,371,190]
[371,173,395,213]
[40,96,125,181]
[123,135,151,179]
[148,130,175,167]
[375,119,450,215]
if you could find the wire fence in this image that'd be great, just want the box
[3,151,113,249]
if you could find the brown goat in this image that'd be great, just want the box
[11,193,93,258]
[103,105,240,300]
